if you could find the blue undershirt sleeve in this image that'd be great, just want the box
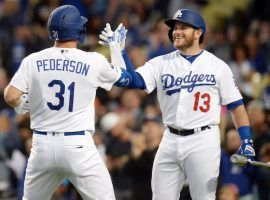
[121,50,146,89]
[114,69,133,87]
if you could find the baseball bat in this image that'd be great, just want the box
[230,154,270,169]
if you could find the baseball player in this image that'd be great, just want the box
[4,5,132,200]
[99,9,256,200]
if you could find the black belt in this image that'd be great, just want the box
[168,125,211,136]
[34,130,85,136]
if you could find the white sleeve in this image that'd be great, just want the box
[136,57,160,94]
[219,63,242,105]
[109,42,126,69]
[96,54,121,91]
[10,59,29,93]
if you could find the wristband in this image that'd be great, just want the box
[237,126,251,140]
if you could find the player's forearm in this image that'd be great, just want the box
[230,104,250,128]
[230,104,255,158]
[122,50,146,89]
[4,85,23,107]
[113,50,146,88]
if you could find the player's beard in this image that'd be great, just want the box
[173,31,196,52]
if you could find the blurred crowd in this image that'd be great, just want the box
[0,0,270,200]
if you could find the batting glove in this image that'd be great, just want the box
[99,23,127,50]
[237,139,255,160]
[14,93,29,115]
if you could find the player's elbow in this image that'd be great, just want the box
[4,85,22,107]
[4,92,18,107]
[4,96,17,108]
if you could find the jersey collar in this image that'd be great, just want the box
[179,50,204,64]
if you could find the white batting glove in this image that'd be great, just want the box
[99,23,128,50]
[14,93,29,115]
[99,23,127,70]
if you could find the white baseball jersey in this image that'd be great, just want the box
[10,47,121,132]
[136,50,242,129]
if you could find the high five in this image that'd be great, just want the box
[99,9,255,200]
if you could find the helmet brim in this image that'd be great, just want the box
[164,19,176,27]
[165,19,199,30]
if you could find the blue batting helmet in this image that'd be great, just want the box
[47,5,88,43]
[165,9,206,44]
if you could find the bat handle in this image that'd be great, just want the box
[250,161,270,168]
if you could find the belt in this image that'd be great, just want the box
[168,125,211,136]
[34,130,85,136]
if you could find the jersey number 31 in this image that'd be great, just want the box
[47,80,75,112]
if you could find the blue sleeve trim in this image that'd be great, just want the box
[122,50,146,89]
[227,99,244,110]
[114,69,132,87]
[238,126,251,140]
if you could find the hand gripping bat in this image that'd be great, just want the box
[230,154,270,169]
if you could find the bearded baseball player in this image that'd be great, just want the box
[4,5,132,200]
[99,9,256,200]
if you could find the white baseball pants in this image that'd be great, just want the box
[152,125,221,200]
[23,131,115,200]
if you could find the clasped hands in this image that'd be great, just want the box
[98,23,127,50]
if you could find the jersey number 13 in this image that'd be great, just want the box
[193,92,210,112]
[47,80,75,112]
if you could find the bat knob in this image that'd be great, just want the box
[230,154,248,165]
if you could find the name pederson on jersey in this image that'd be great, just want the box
[136,50,242,129]
[10,47,121,132]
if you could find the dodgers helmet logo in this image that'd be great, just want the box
[52,31,59,40]
[174,10,182,19]
[161,71,216,96]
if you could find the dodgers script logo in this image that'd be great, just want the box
[161,71,216,96]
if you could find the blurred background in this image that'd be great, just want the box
[0,0,270,200]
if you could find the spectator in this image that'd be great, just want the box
[246,100,270,158]
[124,116,163,200]
[261,85,270,125]
[100,112,134,200]
[119,90,143,131]
[244,31,268,75]
[229,43,255,102]
[218,184,239,200]
[0,110,17,198]
[219,129,254,200]
[207,28,231,62]
[254,142,270,200]
[0,68,10,111]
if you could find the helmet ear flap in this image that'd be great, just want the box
[78,26,86,43]
[168,28,173,42]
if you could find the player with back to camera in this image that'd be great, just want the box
[4,5,133,200]
[99,9,256,200]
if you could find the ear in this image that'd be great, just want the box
[168,29,173,42]
[194,29,202,41]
